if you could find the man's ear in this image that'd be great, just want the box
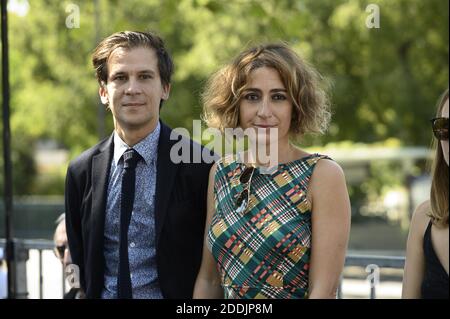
[99,83,109,105]
[162,83,171,101]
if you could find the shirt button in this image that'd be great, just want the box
[130,242,135,248]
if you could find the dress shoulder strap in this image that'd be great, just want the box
[302,153,333,174]
[291,153,333,192]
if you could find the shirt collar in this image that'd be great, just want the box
[113,121,161,166]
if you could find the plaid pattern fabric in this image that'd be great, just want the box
[207,153,330,299]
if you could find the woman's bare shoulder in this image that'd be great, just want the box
[410,200,431,235]
[413,200,431,220]
[310,157,346,184]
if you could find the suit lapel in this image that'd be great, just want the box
[90,134,114,264]
[155,122,180,247]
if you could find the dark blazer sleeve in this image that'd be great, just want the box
[155,125,218,298]
[65,162,86,291]
[63,135,113,298]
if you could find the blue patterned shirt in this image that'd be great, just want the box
[101,122,163,299]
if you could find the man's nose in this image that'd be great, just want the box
[125,77,142,94]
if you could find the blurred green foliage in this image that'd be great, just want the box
[1,0,448,195]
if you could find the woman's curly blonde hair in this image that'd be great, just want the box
[202,43,331,138]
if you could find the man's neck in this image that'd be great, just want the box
[115,122,159,147]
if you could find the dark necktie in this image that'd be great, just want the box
[117,148,140,298]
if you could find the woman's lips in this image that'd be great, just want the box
[254,124,276,128]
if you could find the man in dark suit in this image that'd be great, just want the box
[65,31,214,299]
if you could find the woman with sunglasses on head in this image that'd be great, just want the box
[402,89,449,299]
[193,43,351,299]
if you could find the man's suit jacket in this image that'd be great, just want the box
[65,122,215,298]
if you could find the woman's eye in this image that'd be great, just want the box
[244,93,259,101]
[273,94,287,100]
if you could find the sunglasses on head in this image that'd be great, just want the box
[54,244,67,259]
[236,166,255,214]
[431,117,449,141]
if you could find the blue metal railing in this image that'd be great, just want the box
[339,254,405,299]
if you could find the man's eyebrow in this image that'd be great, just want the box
[138,70,155,74]
[109,69,156,77]
[109,71,126,77]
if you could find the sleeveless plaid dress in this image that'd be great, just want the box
[207,153,330,299]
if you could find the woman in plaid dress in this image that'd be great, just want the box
[193,43,351,299]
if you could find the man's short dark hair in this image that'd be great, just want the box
[92,30,174,87]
